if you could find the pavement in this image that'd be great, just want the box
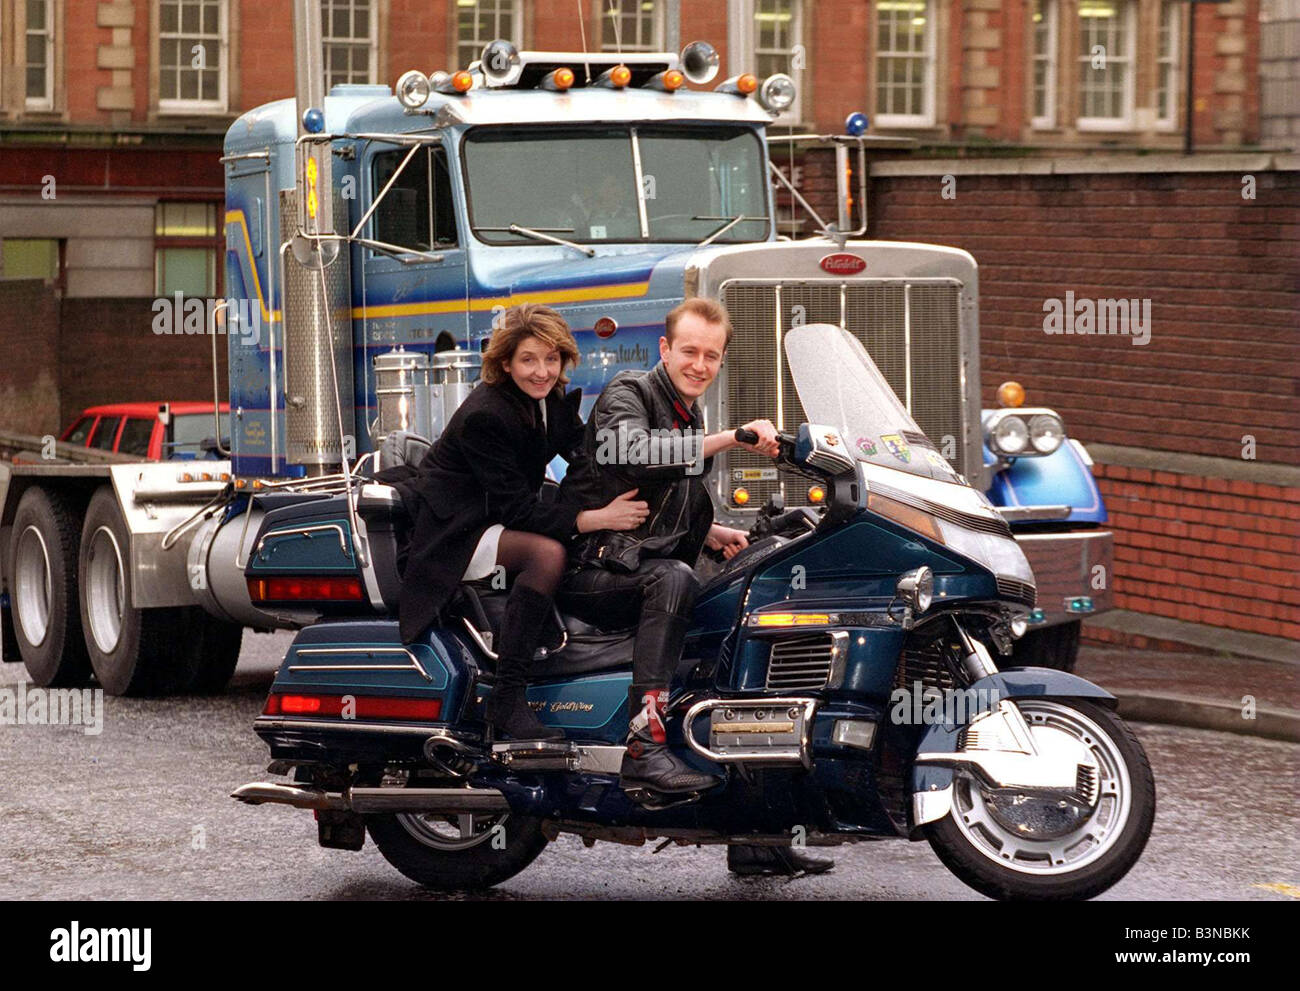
[1074,645,1300,742]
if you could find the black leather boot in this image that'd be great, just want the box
[620,685,720,795]
[727,844,836,876]
[483,585,564,742]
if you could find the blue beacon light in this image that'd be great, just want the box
[845,112,869,136]
[302,107,326,134]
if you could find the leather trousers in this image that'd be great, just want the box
[558,559,701,686]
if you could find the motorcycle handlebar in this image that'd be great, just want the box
[734,427,798,449]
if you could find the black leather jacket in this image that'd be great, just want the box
[560,362,715,572]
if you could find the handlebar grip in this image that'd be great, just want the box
[734,428,759,445]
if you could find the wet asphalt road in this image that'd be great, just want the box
[2,632,1297,901]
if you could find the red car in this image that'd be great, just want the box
[60,402,231,461]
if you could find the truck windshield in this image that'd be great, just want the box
[463,125,768,245]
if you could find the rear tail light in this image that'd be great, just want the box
[247,576,365,603]
[264,693,443,721]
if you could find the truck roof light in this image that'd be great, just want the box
[451,70,474,93]
[601,64,632,88]
[542,67,575,91]
[715,73,758,96]
[997,381,1026,408]
[395,70,431,109]
[680,41,720,84]
[647,69,684,92]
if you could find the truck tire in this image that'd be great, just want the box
[78,487,180,696]
[1011,619,1081,673]
[178,610,244,694]
[8,487,92,686]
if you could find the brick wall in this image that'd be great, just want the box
[1094,463,1300,642]
[867,168,1300,466]
[0,281,61,435]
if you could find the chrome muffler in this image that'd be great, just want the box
[232,782,511,813]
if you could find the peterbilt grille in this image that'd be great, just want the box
[766,633,836,691]
[996,577,1037,607]
[720,280,965,511]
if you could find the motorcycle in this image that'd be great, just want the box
[233,323,1155,900]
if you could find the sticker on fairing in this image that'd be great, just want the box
[881,433,911,463]
[855,436,877,457]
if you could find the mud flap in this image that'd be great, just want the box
[317,808,366,851]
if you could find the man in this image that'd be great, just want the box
[558,297,833,877]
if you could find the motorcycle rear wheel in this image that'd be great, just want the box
[367,810,549,891]
[924,699,1155,900]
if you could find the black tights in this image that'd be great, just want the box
[493,529,567,598]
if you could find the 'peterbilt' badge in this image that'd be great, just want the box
[819,253,866,275]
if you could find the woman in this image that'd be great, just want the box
[390,304,648,741]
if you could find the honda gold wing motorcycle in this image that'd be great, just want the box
[233,323,1154,900]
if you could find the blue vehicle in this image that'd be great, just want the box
[1,31,1107,697]
[234,324,1154,900]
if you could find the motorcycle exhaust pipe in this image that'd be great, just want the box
[232,782,511,814]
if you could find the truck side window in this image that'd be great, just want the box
[118,417,155,457]
[64,416,93,446]
[372,147,458,252]
[90,416,122,451]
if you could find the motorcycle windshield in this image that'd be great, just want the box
[784,323,963,484]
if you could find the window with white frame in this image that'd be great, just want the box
[875,0,934,127]
[1077,0,1135,129]
[754,0,803,123]
[1031,0,1057,128]
[25,0,55,110]
[599,0,662,52]
[159,0,227,112]
[323,0,377,90]
[456,0,521,69]
[1155,1,1179,129]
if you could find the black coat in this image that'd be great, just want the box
[377,378,586,643]
[560,362,715,573]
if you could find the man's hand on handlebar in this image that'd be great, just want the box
[705,524,750,561]
[733,419,781,457]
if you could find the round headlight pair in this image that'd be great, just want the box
[758,73,796,113]
[987,410,1065,457]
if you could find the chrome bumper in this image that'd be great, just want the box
[1014,529,1114,627]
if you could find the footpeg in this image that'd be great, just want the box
[624,788,705,811]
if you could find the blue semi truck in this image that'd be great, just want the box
[0,31,1111,694]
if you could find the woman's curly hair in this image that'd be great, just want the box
[481,303,581,392]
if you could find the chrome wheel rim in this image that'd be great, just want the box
[949,701,1132,876]
[85,525,126,654]
[14,525,52,647]
[397,812,509,851]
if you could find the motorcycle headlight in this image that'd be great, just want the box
[1029,413,1064,454]
[991,415,1028,455]
[896,567,934,615]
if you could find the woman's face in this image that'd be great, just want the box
[504,335,562,400]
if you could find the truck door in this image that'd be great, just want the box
[357,140,469,430]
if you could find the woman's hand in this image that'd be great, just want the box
[577,489,649,533]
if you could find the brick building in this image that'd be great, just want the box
[0,1,1296,657]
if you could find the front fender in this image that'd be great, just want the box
[907,668,1116,836]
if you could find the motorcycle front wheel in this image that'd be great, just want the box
[924,699,1155,901]
[366,810,549,891]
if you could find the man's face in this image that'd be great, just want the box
[659,312,727,402]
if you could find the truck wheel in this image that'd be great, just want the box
[179,610,244,694]
[78,487,178,696]
[8,487,91,686]
[1011,620,1080,672]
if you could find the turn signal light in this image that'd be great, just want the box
[737,73,758,95]
[997,381,1026,408]
[552,67,575,90]
[807,485,825,504]
[752,612,833,628]
[264,693,442,721]
[451,70,474,93]
[610,64,631,87]
[663,69,684,91]
[732,486,750,505]
[247,576,365,602]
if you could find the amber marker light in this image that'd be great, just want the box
[754,613,832,628]
[997,381,1026,408]
[663,69,684,90]
[553,67,575,90]
[611,64,632,87]
[732,486,750,505]
[807,485,826,504]
[452,70,474,92]
[737,73,758,95]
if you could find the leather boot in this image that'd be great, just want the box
[483,585,564,742]
[620,686,721,794]
[727,844,835,876]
